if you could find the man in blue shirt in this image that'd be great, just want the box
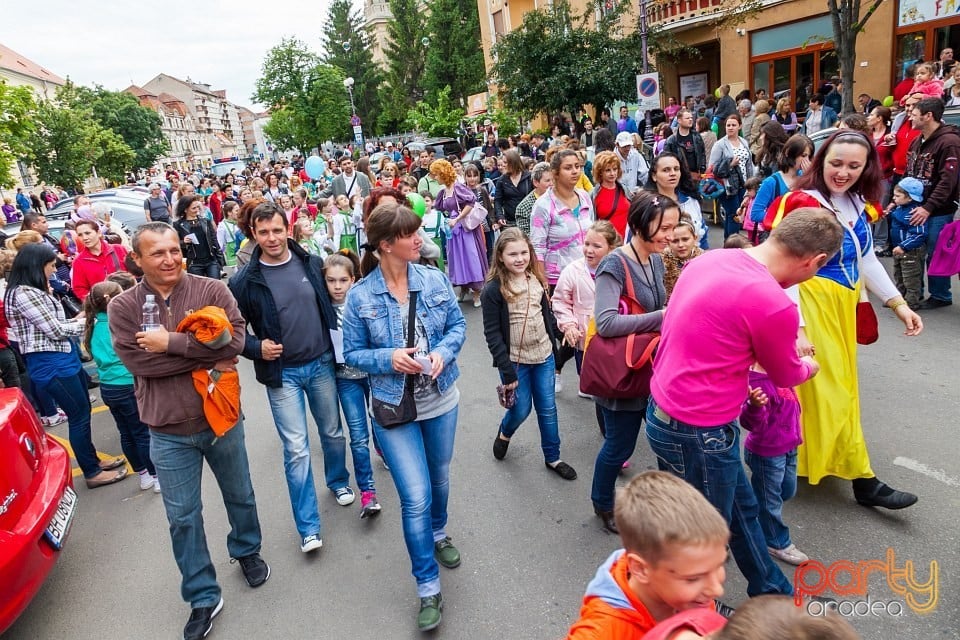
[617,105,638,134]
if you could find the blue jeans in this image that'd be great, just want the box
[38,371,98,478]
[188,261,221,279]
[925,214,953,302]
[265,352,349,538]
[720,189,744,239]
[374,406,458,598]
[591,405,646,512]
[645,399,793,596]
[150,420,262,608]
[336,376,375,492]
[498,355,561,463]
[100,382,154,475]
[744,449,797,551]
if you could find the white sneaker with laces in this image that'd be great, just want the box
[152,475,161,494]
[300,534,323,553]
[769,543,809,566]
[334,486,356,506]
[554,373,563,394]
[139,470,156,491]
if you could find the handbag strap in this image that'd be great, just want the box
[109,249,121,272]
[402,289,419,391]
[616,251,649,314]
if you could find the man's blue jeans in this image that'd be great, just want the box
[925,214,953,302]
[150,419,262,608]
[592,406,645,512]
[373,406,458,598]
[744,449,797,551]
[498,355,561,463]
[645,399,793,596]
[336,376,375,492]
[265,352,349,538]
[719,188,744,239]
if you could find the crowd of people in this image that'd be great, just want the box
[2,66,957,638]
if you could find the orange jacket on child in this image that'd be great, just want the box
[566,550,656,640]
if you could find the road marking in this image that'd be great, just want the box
[93,405,108,414]
[893,457,960,488]
[48,434,130,478]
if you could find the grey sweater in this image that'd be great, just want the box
[592,247,666,411]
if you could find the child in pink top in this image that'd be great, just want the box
[902,62,944,105]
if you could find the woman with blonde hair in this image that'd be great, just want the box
[432,159,488,306]
[770,97,798,135]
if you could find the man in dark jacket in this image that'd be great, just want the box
[229,202,352,552]
[904,97,960,309]
[662,109,706,181]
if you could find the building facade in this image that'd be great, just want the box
[126,85,210,171]
[364,0,394,69]
[477,0,959,116]
[140,74,247,168]
[0,43,66,191]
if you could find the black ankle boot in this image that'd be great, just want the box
[594,506,618,534]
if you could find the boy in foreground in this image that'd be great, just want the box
[566,471,730,639]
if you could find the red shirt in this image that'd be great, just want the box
[209,191,224,224]
[892,121,922,176]
[873,134,895,180]
[72,242,128,301]
[593,185,630,238]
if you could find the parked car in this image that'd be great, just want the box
[2,218,68,244]
[462,146,484,163]
[406,137,464,159]
[0,388,76,635]
[47,190,145,233]
[808,105,960,152]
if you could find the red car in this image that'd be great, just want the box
[0,388,76,635]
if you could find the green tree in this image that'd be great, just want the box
[405,85,465,137]
[422,0,485,107]
[64,84,166,170]
[252,37,322,108]
[321,0,383,135]
[378,0,429,133]
[0,80,37,189]
[827,0,886,114]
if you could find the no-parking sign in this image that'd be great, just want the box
[636,73,661,112]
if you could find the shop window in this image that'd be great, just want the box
[751,15,833,57]
[796,53,815,113]
[753,62,770,96]
[819,50,839,85]
[774,58,791,98]
[896,32,926,81]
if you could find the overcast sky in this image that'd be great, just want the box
[3,0,346,110]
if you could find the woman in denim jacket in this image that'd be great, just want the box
[342,201,466,632]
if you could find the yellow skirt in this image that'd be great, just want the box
[796,276,874,484]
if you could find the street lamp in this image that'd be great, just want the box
[343,76,357,117]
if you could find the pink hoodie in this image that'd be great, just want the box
[552,258,595,350]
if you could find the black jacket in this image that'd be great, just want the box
[663,130,706,174]
[228,240,337,388]
[173,216,223,267]
[480,277,557,385]
[494,172,533,224]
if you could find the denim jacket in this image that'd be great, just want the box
[343,263,465,405]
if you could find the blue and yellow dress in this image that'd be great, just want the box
[766,190,896,484]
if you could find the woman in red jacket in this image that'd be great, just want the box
[71,220,128,301]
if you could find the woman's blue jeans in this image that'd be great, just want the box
[498,355,561,463]
[100,382,155,476]
[744,449,797,551]
[591,405,646,512]
[336,376,375,492]
[373,406,458,598]
[720,188,744,239]
[645,398,793,596]
[187,261,222,279]
[38,370,98,478]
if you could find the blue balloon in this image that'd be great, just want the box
[304,156,324,180]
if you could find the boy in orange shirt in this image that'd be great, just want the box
[566,472,731,640]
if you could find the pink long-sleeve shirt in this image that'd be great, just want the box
[650,249,813,426]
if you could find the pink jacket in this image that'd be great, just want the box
[909,78,944,100]
[551,258,595,350]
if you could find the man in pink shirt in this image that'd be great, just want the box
[645,208,842,598]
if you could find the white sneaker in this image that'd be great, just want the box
[300,534,323,553]
[577,390,592,399]
[138,470,156,491]
[554,373,563,394]
[769,544,809,566]
[152,475,161,494]
[334,486,356,506]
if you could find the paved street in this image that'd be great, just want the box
[5,254,959,640]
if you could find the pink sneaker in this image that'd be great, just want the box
[360,490,382,519]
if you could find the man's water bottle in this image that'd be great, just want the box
[142,294,161,331]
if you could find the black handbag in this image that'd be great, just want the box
[371,290,419,428]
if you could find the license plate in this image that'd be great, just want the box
[43,486,77,550]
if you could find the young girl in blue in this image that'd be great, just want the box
[325,250,381,519]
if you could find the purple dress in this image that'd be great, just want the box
[436,182,488,288]
[2,204,18,223]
